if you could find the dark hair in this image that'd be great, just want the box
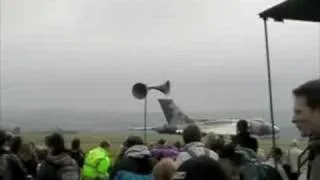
[237,120,248,132]
[174,141,182,149]
[47,133,66,155]
[174,156,229,180]
[100,141,111,149]
[182,125,202,144]
[272,147,283,156]
[71,138,80,150]
[158,139,166,145]
[0,129,6,146]
[293,79,320,109]
[10,136,22,154]
[123,135,144,148]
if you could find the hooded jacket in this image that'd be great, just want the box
[4,152,30,180]
[150,145,179,160]
[110,145,154,180]
[81,147,111,180]
[175,142,219,168]
[36,153,79,180]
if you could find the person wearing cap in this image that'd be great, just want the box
[82,141,112,180]
[175,125,219,168]
[37,133,79,180]
[109,135,154,180]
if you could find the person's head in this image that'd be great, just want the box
[173,141,182,149]
[100,140,111,150]
[153,158,177,180]
[158,139,166,146]
[182,125,202,144]
[0,129,6,147]
[18,143,33,161]
[46,133,66,155]
[123,135,144,149]
[292,79,320,137]
[205,132,224,154]
[270,147,283,161]
[10,136,22,154]
[71,138,81,150]
[237,120,248,133]
[5,132,14,147]
[290,139,299,148]
[173,156,229,180]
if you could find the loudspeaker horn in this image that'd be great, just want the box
[149,80,170,95]
[132,80,171,100]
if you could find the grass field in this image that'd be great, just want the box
[20,131,307,159]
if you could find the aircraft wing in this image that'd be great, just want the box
[128,127,153,131]
[200,123,237,136]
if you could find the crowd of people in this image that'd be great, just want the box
[0,79,319,180]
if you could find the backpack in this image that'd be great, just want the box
[236,146,282,180]
[69,150,84,168]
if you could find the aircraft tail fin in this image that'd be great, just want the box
[158,99,194,125]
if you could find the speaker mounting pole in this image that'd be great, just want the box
[132,80,171,143]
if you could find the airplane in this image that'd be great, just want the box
[129,99,280,138]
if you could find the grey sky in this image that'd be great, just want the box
[1,0,319,112]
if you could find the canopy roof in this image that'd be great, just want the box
[259,0,320,22]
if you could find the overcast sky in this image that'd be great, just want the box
[1,0,319,112]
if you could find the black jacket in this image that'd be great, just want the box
[234,132,258,152]
[7,153,30,180]
[68,149,84,168]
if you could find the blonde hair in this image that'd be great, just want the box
[153,158,177,180]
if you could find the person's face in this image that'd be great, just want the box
[292,96,320,136]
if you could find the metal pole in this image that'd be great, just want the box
[318,23,320,77]
[263,19,277,150]
[144,97,147,143]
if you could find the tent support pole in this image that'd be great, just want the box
[318,23,320,77]
[144,97,148,143]
[263,19,277,150]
